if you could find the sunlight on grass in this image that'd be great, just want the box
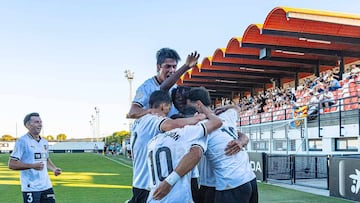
[0,162,132,189]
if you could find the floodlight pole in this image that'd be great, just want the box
[124,69,134,131]
[94,107,100,142]
[90,115,95,142]
[124,70,134,107]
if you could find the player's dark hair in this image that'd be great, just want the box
[156,48,181,65]
[182,106,197,117]
[23,112,40,126]
[171,86,191,113]
[149,90,172,108]
[188,87,211,106]
[170,106,197,119]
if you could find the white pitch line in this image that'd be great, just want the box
[103,155,133,169]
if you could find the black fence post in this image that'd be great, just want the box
[291,155,296,184]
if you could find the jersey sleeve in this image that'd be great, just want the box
[180,123,208,153]
[133,82,150,108]
[10,138,24,160]
[218,108,238,126]
[145,114,168,133]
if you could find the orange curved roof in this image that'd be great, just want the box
[264,7,360,38]
[177,6,360,98]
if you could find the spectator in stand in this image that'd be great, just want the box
[348,64,360,80]
[319,86,335,109]
[307,92,320,118]
[328,75,341,91]
[332,68,341,80]
[287,88,296,103]
[304,78,312,89]
[315,77,325,93]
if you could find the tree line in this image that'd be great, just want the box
[1,130,130,144]
[1,134,67,141]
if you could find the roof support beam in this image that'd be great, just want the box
[181,80,264,88]
[262,29,360,45]
[190,75,269,84]
[200,68,294,79]
[212,61,312,73]
[339,56,344,81]
[225,53,337,66]
[241,42,360,58]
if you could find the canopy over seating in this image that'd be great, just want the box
[177,6,360,98]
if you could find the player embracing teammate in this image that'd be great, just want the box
[126,47,257,203]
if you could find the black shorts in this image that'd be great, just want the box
[215,178,258,203]
[128,187,149,203]
[197,185,215,203]
[191,178,199,203]
[22,188,55,203]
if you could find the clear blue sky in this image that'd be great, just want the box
[1,0,359,139]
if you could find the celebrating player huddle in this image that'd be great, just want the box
[127,48,258,203]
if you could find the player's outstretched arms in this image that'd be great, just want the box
[160,51,200,92]
[161,113,206,131]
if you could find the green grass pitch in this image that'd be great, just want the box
[0,153,352,203]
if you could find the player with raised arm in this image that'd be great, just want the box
[127,48,199,119]
[146,100,222,203]
[128,90,205,203]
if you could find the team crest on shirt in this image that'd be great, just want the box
[44,145,47,150]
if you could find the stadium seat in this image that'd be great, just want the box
[250,115,260,124]
[323,107,330,113]
[337,89,343,97]
[286,109,293,119]
[260,112,269,123]
[240,117,250,125]
[278,110,286,120]
[340,80,344,87]
[351,96,358,103]
[330,106,338,112]
[349,82,356,88]
[344,104,352,111]
[350,90,357,96]
[344,98,351,104]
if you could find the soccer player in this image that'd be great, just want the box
[146,100,222,203]
[171,86,250,203]
[187,87,258,203]
[127,47,199,119]
[128,90,205,203]
[8,112,62,203]
[197,102,248,203]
